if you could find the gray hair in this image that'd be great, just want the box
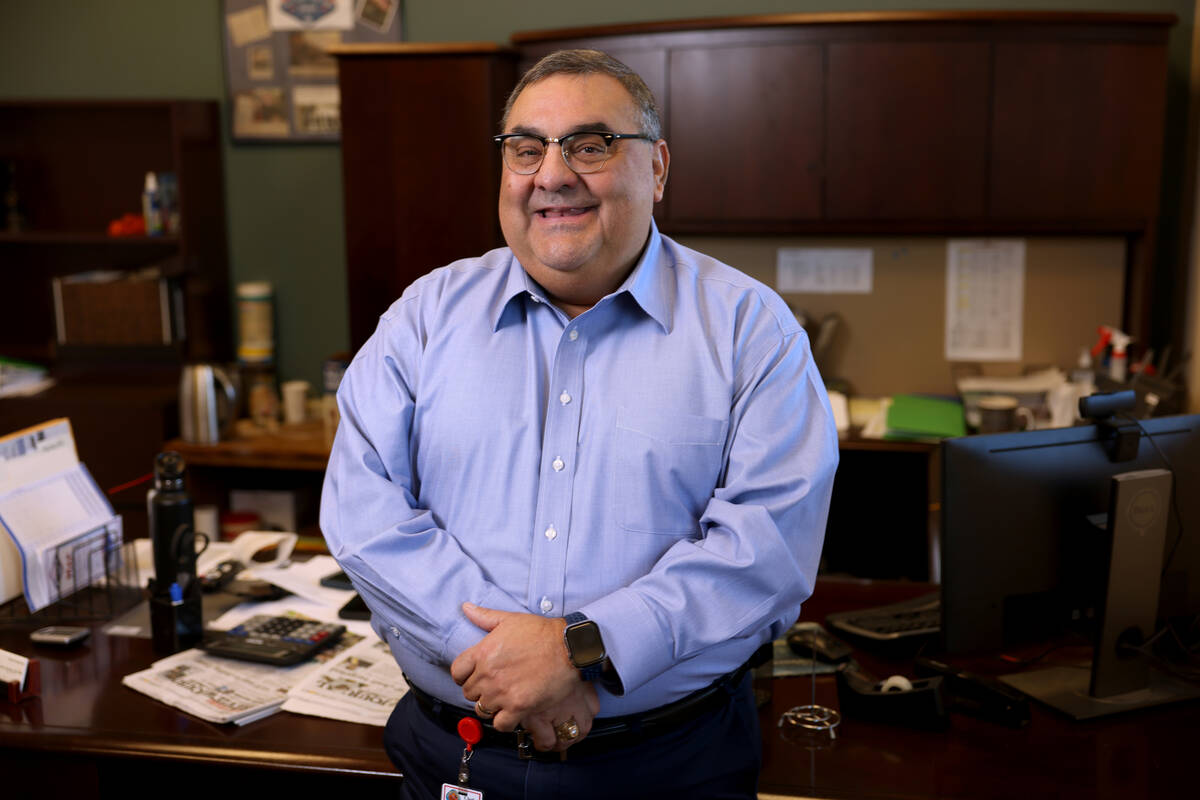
[501,49,663,141]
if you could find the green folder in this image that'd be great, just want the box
[885,394,966,440]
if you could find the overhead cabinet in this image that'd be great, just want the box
[514,13,1172,233]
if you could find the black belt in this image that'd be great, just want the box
[406,663,751,762]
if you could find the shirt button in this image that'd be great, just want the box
[540,598,553,614]
[568,329,579,341]
[390,627,400,638]
[544,525,558,541]
[552,457,564,472]
[559,391,571,405]
[529,293,541,303]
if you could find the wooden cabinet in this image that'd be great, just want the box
[990,39,1168,223]
[512,11,1174,341]
[826,39,990,221]
[668,42,823,224]
[331,44,516,352]
[0,101,230,365]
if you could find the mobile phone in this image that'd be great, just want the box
[30,626,91,647]
[320,569,355,591]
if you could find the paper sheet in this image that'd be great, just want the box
[945,239,1025,361]
[0,647,29,690]
[776,248,873,294]
[0,462,121,611]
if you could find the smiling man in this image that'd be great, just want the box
[321,50,839,800]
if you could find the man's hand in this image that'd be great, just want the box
[450,602,598,747]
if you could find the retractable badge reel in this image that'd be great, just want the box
[441,717,485,800]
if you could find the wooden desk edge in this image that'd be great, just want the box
[0,726,399,778]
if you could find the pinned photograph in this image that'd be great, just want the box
[288,30,341,77]
[226,4,272,47]
[268,0,354,30]
[356,0,398,33]
[293,85,340,135]
[247,44,275,80]
[233,87,290,138]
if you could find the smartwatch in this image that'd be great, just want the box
[563,611,607,681]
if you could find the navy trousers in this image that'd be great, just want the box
[383,674,762,800]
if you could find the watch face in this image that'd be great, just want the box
[566,621,605,667]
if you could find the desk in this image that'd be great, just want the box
[0,615,399,799]
[760,578,1197,799]
[6,580,1191,799]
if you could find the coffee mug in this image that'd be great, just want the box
[978,395,1035,433]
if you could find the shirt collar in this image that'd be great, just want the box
[492,219,672,333]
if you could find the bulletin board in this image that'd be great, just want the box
[222,0,403,142]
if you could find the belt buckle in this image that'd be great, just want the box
[516,728,533,760]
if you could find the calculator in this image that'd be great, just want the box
[200,615,346,666]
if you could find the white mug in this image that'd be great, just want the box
[281,380,311,424]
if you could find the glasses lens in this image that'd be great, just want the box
[503,136,546,174]
[563,133,610,173]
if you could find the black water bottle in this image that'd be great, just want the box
[147,451,204,652]
[148,451,197,595]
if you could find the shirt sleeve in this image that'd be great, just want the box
[319,310,528,667]
[580,327,839,695]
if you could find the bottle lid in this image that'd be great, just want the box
[153,451,187,490]
[144,171,158,191]
[237,281,273,299]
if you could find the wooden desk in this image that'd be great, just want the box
[762,578,1197,799]
[0,616,399,799]
[3,578,1196,799]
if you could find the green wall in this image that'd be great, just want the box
[0,0,1193,386]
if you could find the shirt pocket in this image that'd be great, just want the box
[614,406,728,534]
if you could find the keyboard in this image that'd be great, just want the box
[201,614,346,666]
[825,592,942,642]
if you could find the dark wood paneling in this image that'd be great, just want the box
[337,53,516,351]
[989,41,1169,221]
[668,43,823,223]
[827,41,989,220]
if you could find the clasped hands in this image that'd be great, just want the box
[450,602,599,752]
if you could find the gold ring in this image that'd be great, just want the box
[475,699,496,719]
[554,717,580,741]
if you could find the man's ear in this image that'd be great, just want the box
[651,139,670,203]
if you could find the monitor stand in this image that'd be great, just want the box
[999,469,1200,719]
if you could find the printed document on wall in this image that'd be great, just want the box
[776,248,873,294]
[945,239,1025,362]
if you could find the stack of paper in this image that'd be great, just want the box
[884,394,966,441]
[0,357,52,398]
[123,556,410,727]
[122,608,367,726]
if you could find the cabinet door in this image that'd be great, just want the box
[667,43,823,225]
[989,41,1167,221]
[826,41,989,220]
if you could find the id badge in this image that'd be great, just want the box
[441,784,483,800]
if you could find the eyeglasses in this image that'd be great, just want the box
[492,131,654,175]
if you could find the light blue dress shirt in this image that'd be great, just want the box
[320,221,839,716]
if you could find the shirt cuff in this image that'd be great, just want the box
[581,586,673,696]
[440,583,529,663]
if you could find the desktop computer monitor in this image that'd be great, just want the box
[940,412,1200,718]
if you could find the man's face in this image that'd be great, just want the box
[498,73,669,311]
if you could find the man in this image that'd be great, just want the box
[321,49,838,799]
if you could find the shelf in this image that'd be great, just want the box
[0,231,180,246]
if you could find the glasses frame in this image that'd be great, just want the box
[492,131,655,175]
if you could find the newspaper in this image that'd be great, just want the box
[122,623,365,725]
[281,637,409,726]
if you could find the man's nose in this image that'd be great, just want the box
[534,142,579,190]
